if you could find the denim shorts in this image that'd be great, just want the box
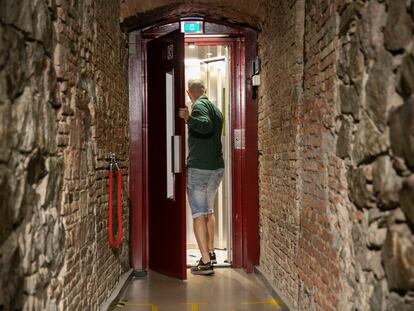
[187,167,224,219]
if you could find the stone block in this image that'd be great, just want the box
[12,87,37,153]
[0,235,22,310]
[27,151,47,185]
[398,52,414,99]
[336,117,353,159]
[364,250,385,279]
[352,222,368,258]
[32,0,53,53]
[399,175,414,225]
[357,0,386,60]
[369,279,388,311]
[0,0,34,35]
[348,166,375,209]
[339,2,362,37]
[349,39,365,82]
[382,224,414,291]
[0,103,11,162]
[0,174,12,245]
[27,41,46,84]
[340,83,360,120]
[366,50,393,131]
[393,156,411,177]
[44,58,59,108]
[1,0,53,51]
[24,274,40,295]
[384,0,413,52]
[368,222,387,249]
[389,98,414,171]
[372,156,402,209]
[44,157,64,209]
[0,24,7,68]
[352,113,388,165]
[2,28,27,100]
[368,208,389,227]
[387,292,414,311]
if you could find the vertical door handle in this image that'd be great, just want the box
[173,135,182,173]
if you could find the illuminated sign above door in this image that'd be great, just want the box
[180,21,204,34]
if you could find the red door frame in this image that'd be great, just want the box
[128,22,259,274]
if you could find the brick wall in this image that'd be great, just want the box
[298,0,340,310]
[0,0,129,310]
[257,0,304,308]
[120,0,260,29]
[258,0,414,310]
[56,0,129,310]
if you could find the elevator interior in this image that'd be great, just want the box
[184,44,232,266]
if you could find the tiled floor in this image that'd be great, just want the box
[110,269,283,311]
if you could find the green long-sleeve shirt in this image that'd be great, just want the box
[187,96,224,170]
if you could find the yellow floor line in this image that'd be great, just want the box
[241,299,280,306]
[180,302,208,311]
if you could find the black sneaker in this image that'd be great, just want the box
[209,251,217,264]
[191,258,214,275]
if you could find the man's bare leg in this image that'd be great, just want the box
[207,213,215,252]
[193,216,210,263]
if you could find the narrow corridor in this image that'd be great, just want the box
[1,0,414,311]
[109,269,286,311]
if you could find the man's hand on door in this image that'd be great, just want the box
[179,107,189,123]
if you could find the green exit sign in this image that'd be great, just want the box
[181,21,203,34]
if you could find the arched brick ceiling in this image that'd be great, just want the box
[120,0,261,30]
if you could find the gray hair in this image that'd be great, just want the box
[188,79,206,96]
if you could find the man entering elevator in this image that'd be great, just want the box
[179,79,224,275]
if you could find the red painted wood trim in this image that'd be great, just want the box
[231,38,244,268]
[142,38,149,268]
[243,29,259,272]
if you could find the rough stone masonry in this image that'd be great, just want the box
[0,0,129,310]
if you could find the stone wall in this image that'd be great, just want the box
[0,0,129,310]
[0,0,65,309]
[336,0,414,310]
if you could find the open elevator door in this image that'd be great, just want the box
[147,29,187,279]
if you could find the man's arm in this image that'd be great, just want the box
[188,104,212,134]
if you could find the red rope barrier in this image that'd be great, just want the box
[108,167,123,248]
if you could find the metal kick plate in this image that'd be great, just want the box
[234,129,245,150]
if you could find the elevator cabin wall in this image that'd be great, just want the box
[184,44,232,265]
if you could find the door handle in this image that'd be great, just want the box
[172,135,182,173]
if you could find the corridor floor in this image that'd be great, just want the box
[109,269,285,311]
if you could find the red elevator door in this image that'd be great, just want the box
[147,30,186,279]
